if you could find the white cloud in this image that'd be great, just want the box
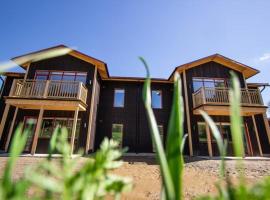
[259,53,270,61]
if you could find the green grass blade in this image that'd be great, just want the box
[140,57,175,200]
[229,72,244,157]
[199,110,226,178]
[166,72,184,200]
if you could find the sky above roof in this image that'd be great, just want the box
[0,0,269,109]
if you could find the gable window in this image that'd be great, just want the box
[112,124,124,148]
[192,78,228,92]
[35,71,87,84]
[153,125,164,152]
[151,90,162,109]
[114,89,125,107]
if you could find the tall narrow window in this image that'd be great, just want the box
[112,124,124,148]
[197,122,207,143]
[153,125,164,152]
[151,90,162,109]
[114,89,125,108]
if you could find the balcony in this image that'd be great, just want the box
[5,79,88,111]
[192,87,266,116]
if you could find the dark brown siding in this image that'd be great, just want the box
[95,81,173,153]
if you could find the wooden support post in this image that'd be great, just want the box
[5,107,18,152]
[86,66,97,153]
[31,108,44,155]
[252,115,263,156]
[0,104,10,140]
[205,123,213,157]
[71,107,79,154]
[262,113,270,144]
[183,70,193,156]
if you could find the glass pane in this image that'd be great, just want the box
[40,119,54,138]
[214,79,225,88]
[35,75,48,80]
[198,123,207,142]
[221,124,232,142]
[151,90,162,109]
[112,124,123,148]
[50,72,63,81]
[193,80,204,92]
[204,79,215,88]
[62,75,75,81]
[114,89,125,107]
[75,75,87,83]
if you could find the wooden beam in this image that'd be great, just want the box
[31,108,44,154]
[5,107,18,152]
[262,113,270,144]
[183,70,193,156]
[205,123,213,157]
[252,115,263,156]
[70,107,79,154]
[0,104,10,140]
[86,66,97,153]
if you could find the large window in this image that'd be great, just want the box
[112,124,124,148]
[39,118,81,139]
[151,90,162,109]
[192,78,229,92]
[35,71,87,83]
[153,125,164,152]
[114,89,125,108]
[198,122,207,143]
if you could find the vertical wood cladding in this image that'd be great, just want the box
[95,81,173,152]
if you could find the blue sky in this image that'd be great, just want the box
[0,1,269,109]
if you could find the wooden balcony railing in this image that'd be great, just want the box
[9,79,88,104]
[192,87,264,108]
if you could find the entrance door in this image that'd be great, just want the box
[22,117,37,152]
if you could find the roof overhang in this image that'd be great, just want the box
[0,72,25,77]
[11,45,109,79]
[169,54,259,81]
[247,83,270,88]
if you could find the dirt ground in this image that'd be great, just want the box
[0,156,269,200]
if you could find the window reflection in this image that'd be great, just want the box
[151,90,162,109]
[114,89,125,107]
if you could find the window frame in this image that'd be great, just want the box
[112,123,124,148]
[192,77,229,92]
[151,89,163,109]
[113,88,125,108]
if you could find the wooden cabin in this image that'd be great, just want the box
[0,45,269,157]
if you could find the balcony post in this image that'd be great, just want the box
[70,107,79,154]
[262,113,270,144]
[257,88,264,105]
[0,104,10,140]
[205,123,213,157]
[77,82,82,100]
[252,115,263,156]
[43,80,50,98]
[31,107,44,155]
[202,87,206,104]
[9,80,17,96]
[5,107,19,152]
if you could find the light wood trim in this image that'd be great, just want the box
[5,107,18,152]
[183,70,193,156]
[31,108,44,154]
[0,104,10,140]
[23,62,30,81]
[86,66,97,153]
[70,107,79,154]
[205,123,213,157]
[252,115,263,156]
[262,113,270,144]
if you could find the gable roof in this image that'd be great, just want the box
[11,45,109,79]
[168,54,259,80]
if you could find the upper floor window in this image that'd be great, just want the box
[151,90,162,109]
[192,78,229,92]
[35,71,87,84]
[114,89,125,108]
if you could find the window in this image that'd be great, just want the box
[114,89,125,107]
[192,78,228,92]
[39,118,81,138]
[153,125,164,152]
[112,124,123,148]
[35,71,87,84]
[151,90,162,109]
[198,122,207,143]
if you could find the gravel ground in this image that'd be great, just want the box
[0,156,269,200]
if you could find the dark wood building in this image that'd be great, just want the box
[0,45,269,157]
